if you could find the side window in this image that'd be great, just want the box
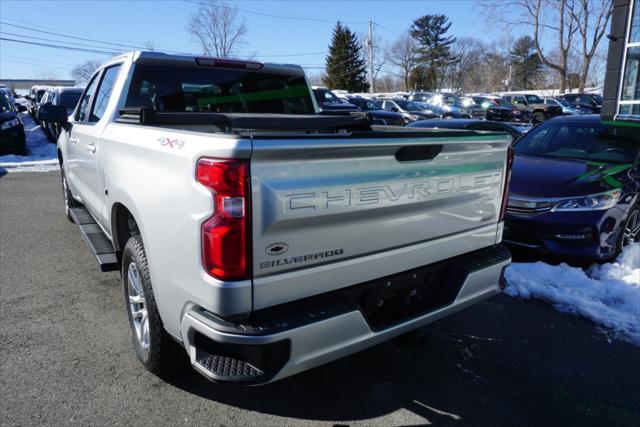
[77,74,100,122]
[90,64,122,122]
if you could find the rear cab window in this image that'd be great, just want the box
[125,64,314,114]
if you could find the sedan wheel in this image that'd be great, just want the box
[621,209,640,248]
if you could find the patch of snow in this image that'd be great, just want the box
[0,113,58,173]
[505,244,640,346]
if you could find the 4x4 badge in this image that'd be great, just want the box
[266,242,289,256]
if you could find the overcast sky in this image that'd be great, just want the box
[0,0,521,80]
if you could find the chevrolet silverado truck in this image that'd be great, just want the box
[39,51,513,385]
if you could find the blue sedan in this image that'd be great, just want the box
[504,115,640,261]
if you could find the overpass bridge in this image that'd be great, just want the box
[0,79,76,91]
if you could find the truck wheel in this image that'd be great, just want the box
[122,235,183,375]
[533,112,545,123]
[61,170,78,222]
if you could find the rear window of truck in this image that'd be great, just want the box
[125,64,314,114]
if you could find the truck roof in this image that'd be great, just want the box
[103,51,307,77]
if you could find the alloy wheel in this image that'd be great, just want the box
[622,210,640,248]
[127,262,150,349]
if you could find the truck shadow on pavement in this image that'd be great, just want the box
[165,296,640,425]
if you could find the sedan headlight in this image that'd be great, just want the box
[1,118,20,130]
[552,190,621,211]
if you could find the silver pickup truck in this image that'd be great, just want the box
[39,52,513,385]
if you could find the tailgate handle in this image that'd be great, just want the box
[395,145,443,162]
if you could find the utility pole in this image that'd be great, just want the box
[368,20,374,93]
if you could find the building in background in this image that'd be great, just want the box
[603,0,640,122]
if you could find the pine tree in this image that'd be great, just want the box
[410,14,456,90]
[509,36,543,90]
[323,22,369,92]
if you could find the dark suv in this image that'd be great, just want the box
[502,94,563,123]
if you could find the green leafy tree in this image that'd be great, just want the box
[509,36,543,90]
[410,14,456,90]
[323,22,369,92]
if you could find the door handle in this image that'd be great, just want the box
[69,136,78,144]
[86,142,96,153]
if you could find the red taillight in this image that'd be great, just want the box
[197,158,250,280]
[499,146,514,222]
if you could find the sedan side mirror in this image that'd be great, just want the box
[390,107,399,112]
[38,104,68,123]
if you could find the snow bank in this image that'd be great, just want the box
[0,113,57,172]
[505,244,640,346]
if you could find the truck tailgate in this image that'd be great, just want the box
[250,131,511,308]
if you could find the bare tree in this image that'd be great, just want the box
[187,0,248,58]
[486,0,612,93]
[386,33,418,91]
[486,0,578,92]
[570,0,613,91]
[444,37,485,92]
[71,60,102,84]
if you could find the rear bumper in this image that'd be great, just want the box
[179,245,511,385]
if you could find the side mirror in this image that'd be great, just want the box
[38,104,68,123]
[390,107,399,112]
[17,105,27,113]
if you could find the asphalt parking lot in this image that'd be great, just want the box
[1,171,639,426]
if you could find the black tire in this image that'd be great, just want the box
[533,111,545,123]
[617,205,640,255]
[61,170,79,222]
[121,235,184,375]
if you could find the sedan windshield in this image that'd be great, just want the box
[514,121,639,164]
[395,100,422,111]
[349,98,378,111]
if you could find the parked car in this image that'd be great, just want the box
[432,93,484,118]
[347,96,406,126]
[379,99,439,121]
[504,115,640,261]
[37,89,56,139]
[39,51,512,385]
[0,87,17,107]
[0,93,26,155]
[27,85,49,119]
[312,86,359,114]
[408,118,532,142]
[542,97,587,115]
[556,93,603,114]
[487,98,530,122]
[41,87,84,141]
[502,94,563,123]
